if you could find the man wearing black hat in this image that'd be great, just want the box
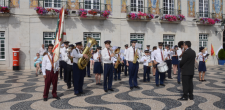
[65,44,74,89]
[146,45,152,53]
[123,44,129,76]
[113,47,123,81]
[71,42,88,95]
[101,40,114,92]
[164,45,173,79]
[61,41,70,83]
[151,42,166,87]
[126,40,141,90]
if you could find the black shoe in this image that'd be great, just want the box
[67,86,71,89]
[130,87,133,90]
[74,93,80,96]
[160,84,165,86]
[178,82,181,84]
[80,92,85,94]
[168,78,173,79]
[118,79,121,81]
[60,77,63,80]
[143,80,146,82]
[54,96,60,100]
[43,98,48,101]
[189,96,194,100]
[124,75,127,76]
[156,84,159,87]
[134,86,140,89]
[88,76,91,77]
[108,89,114,91]
[153,75,155,76]
[104,90,108,92]
[114,79,117,81]
[178,97,188,101]
[147,80,150,82]
[202,80,206,82]
[98,83,102,85]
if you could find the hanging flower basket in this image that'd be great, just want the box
[160,14,185,22]
[78,9,88,18]
[127,12,154,20]
[34,7,70,16]
[100,10,111,18]
[198,18,220,25]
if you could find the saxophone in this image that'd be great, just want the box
[133,48,139,64]
[78,37,98,70]
[114,48,121,69]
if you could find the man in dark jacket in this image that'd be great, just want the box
[178,41,196,101]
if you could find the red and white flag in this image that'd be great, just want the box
[52,7,65,64]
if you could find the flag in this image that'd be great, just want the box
[52,7,65,63]
[211,44,215,56]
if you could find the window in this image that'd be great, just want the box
[83,32,101,51]
[130,33,144,50]
[163,0,175,14]
[163,35,174,49]
[43,32,55,48]
[84,0,100,10]
[130,0,144,13]
[199,0,209,18]
[199,34,208,48]
[44,0,61,9]
[0,32,5,60]
[0,0,4,6]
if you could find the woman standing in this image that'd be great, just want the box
[90,49,94,70]
[93,46,103,85]
[172,45,179,75]
[197,47,208,81]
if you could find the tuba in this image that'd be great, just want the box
[133,48,139,64]
[114,48,121,69]
[78,37,98,70]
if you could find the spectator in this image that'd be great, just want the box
[34,53,43,76]
[39,44,47,56]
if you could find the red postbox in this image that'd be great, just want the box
[12,48,20,70]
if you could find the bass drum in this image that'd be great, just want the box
[157,62,168,73]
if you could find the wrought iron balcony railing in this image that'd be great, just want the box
[159,8,181,16]
[196,12,216,19]
[126,5,151,14]
[38,0,68,9]
[79,2,108,12]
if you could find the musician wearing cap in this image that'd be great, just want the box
[140,50,152,82]
[71,41,89,95]
[65,44,74,89]
[146,45,152,53]
[93,46,103,85]
[164,45,173,79]
[151,42,166,87]
[113,47,123,81]
[196,47,208,82]
[123,44,129,76]
[42,44,60,101]
[101,40,115,92]
[126,40,141,90]
[61,41,70,83]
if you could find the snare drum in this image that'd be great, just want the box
[157,62,168,73]
[148,62,152,67]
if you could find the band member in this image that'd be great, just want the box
[102,40,115,92]
[177,41,184,84]
[197,47,208,81]
[172,45,179,75]
[66,44,74,89]
[164,45,173,79]
[140,50,152,82]
[90,48,94,70]
[126,40,140,90]
[93,46,103,85]
[113,47,123,81]
[61,41,70,83]
[42,44,60,101]
[71,42,88,95]
[151,42,166,87]
[146,45,152,53]
[123,44,129,76]
[152,46,157,76]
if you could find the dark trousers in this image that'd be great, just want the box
[67,64,73,88]
[43,70,58,98]
[103,63,113,90]
[182,75,194,98]
[143,66,150,81]
[62,61,67,82]
[166,60,172,78]
[59,61,63,78]
[73,63,85,94]
[155,63,165,85]
[128,62,139,87]
[114,64,121,80]
[123,60,128,75]
[86,61,90,77]
[178,61,181,82]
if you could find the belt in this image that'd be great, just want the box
[128,61,138,63]
[104,63,113,65]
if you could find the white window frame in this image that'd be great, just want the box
[0,0,4,6]
[44,0,61,9]
[163,35,175,49]
[199,34,208,49]
[43,32,55,48]
[130,0,144,13]
[199,0,209,18]
[83,32,101,51]
[163,0,175,15]
[130,33,144,51]
[0,31,5,60]
[84,0,100,10]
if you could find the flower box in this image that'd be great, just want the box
[196,18,220,25]
[0,13,10,17]
[34,7,70,18]
[0,6,10,13]
[127,12,154,22]
[160,14,185,24]
[80,16,106,20]
[78,9,110,20]
[160,20,181,24]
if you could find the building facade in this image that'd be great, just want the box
[0,0,224,70]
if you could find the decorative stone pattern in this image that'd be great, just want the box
[0,66,224,109]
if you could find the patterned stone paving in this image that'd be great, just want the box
[0,66,225,110]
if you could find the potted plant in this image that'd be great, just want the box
[101,10,111,18]
[199,18,215,25]
[78,9,87,18]
[218,49,225,65]
[34,7,48,15]
[0,6,10,13]
[88,9,100,16]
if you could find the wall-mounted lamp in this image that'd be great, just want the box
[215,25,224,35]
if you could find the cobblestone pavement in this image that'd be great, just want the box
[0,66,225,110]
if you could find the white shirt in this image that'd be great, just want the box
[101,48,114,63]
[71,49,83,63]
[61,47,68,61]
[151,48,165,63]
[196,52,208,61]
[164,49,173,60]
[39,47,47,56]
[93,52,102,62]
[140,55,152,66]
[177,48,183,61]
[64,50,73,65]
[123,48,128,60]
[146,48,152,53]
[42,52,60,76]
[125,46,141,62]
[112,54,123,64]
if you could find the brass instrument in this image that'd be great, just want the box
[78,37,98,70]
[67,47,73,63]
[114,48,121,69]
[133,48,139,64]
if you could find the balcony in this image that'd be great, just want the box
[78,2,109,20]
[195,12,217,25]
[126,6,152,22]
[36,0,69,18]
[159,8,183,24]
[0,0,11,17]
